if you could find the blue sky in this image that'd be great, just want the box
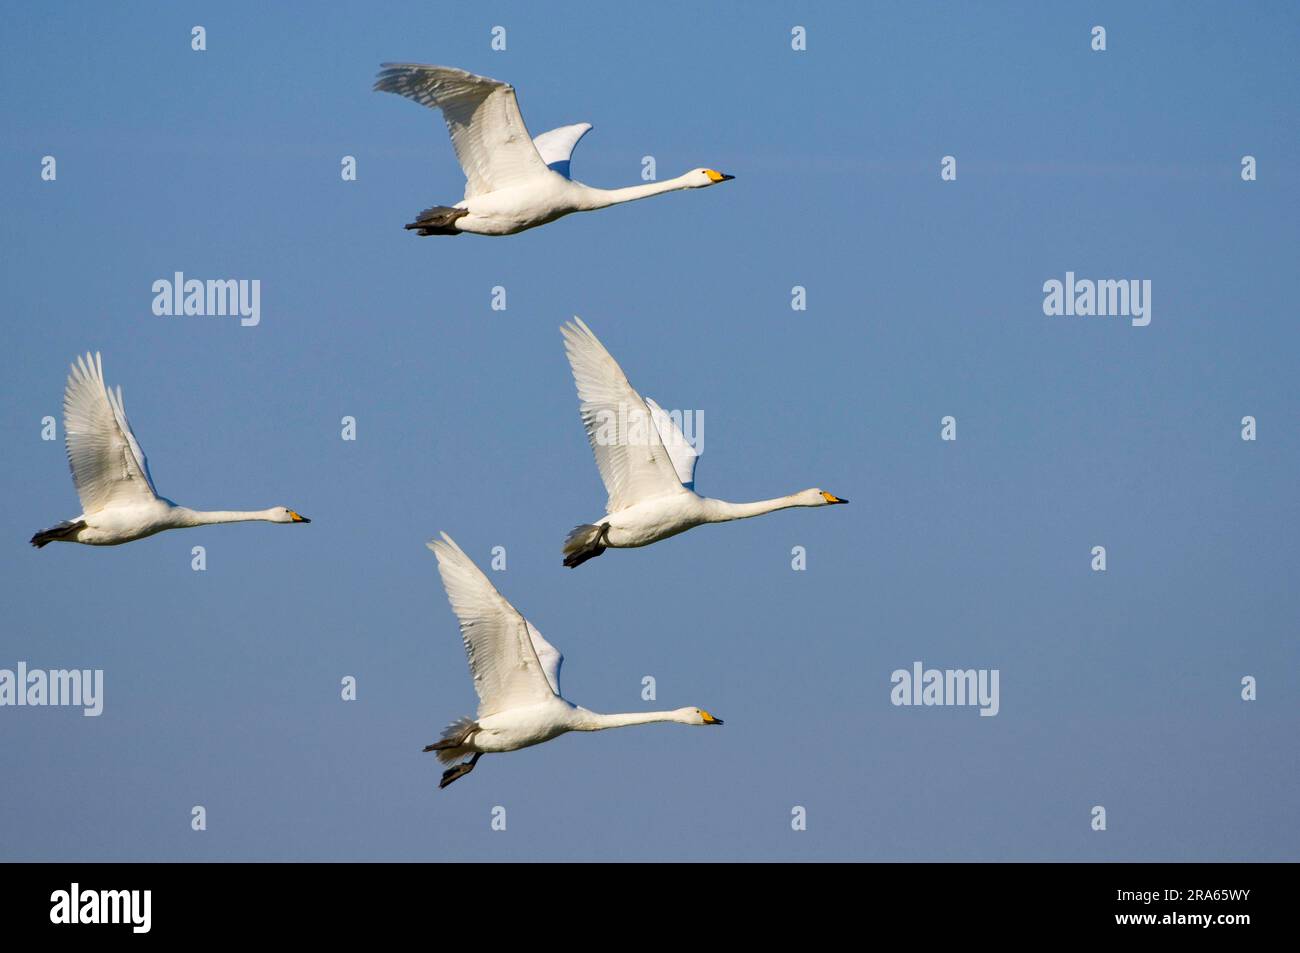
[1,1,1296,861]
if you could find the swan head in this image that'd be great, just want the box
[685,168,735,188]
[272,507,311,524]
[804,489,849,507]
[679,707,724,726]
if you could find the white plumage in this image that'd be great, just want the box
[31,353,310,548]
[374,64,733,236]
[559,318,849,567]
[425,533,723,788]
[645,397,700,490]
[433,531,561,718]
[531,122,593,179]
[63,352,158,514]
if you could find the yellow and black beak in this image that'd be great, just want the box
[705,169,735,183]
[701,710,724,725]
[289,511,311,523]
[821,492,848,505]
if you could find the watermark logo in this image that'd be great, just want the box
[151,272,261,327]
[50,883,150,933]
[1043,271,1151,327]
[890,661,999,716]
[0,662,103,716]
[593,402,703,456]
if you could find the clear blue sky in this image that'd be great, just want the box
[1,1,1296,861]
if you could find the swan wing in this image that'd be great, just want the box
[532,122,592,179]
[428,533,559,717]
[561,318,684,513]
[525,620,563,696]
[644,397,700,490]
[62,352,158,514]
[374,63,553,199]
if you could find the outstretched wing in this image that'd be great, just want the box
[525,620,563,696]
[428,533,560,717]
[644,397,701,490]
[374,63,553,199]
[532,122,592,179]
[62,352,158,514]
[561,318,685,513]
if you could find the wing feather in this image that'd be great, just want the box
[532,122,592,179]
[62,352,158,514]
[374,63,553,198]
[645,397,701,490]
[525,620,563,696]
[561,318,684,513]
[428,533,559,717]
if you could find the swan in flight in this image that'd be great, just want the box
[373,64,734,236]
[425,533,723,788]
[30,353,310,548]
[560,318,848,567]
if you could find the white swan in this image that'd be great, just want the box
[560,318,848,567]
[426,533,723,788]
[30,353,310,548]
[373,64,733,236]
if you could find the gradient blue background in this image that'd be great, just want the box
[2,2,1296,861]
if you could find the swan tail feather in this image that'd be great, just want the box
[30,519,86,548]
[424,716,478,765]
[404,205,469,236]
[562,523,608,568]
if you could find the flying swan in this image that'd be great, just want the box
[30,353,310,547]
[373,63,734,236]
[426,533,723,788]
[561,318,848,567]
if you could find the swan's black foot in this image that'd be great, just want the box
[563,545,606,568]
[562,522,610,568]
[30,519,86,548]
[404,205,469,236]
[439,752,481,789]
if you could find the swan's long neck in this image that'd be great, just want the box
[702,494,809,523]
[173,507,281,527]
[575,175,694,211]
[574,710,685,731]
